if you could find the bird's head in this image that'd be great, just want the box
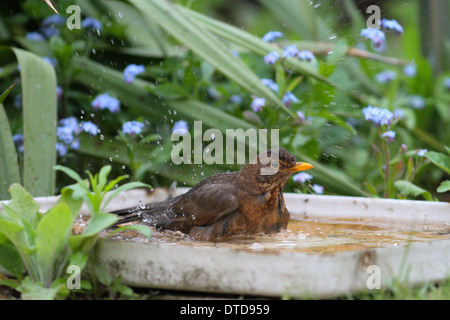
[243,148,314,192]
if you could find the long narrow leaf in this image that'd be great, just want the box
[128,0,291,115]
[0,103,21,199]
[102,181,150,211]
[0,84,15,104]
[258,0,330,41]
[179,5,333,85]
[13,48,57,197]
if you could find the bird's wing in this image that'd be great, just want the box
[172,183,239,226]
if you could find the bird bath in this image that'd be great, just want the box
[3,188,450,298]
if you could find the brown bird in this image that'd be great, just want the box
[111,148,314,241]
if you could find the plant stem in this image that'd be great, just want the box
[383,139,390,198]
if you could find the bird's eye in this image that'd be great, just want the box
[271,161,279,168]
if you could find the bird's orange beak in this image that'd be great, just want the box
[288,162,314,172]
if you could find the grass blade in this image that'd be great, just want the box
[181,5,332,85]
[128,0,290,115]
[0,103,21,199]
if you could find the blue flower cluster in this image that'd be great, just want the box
[172,120,189,136]
[375,70,396,83]
[283,45,315,61]
[250,97,265,112]
[417,149,428,157]
[360,19,403,52]
[25,14,65,41]
[381,130,396,143]
[91,93,121,113]
[360,28,386,50]
[54,117,100,156]
[262,31,315,65]
[12,134,24,153]
[41,14,65,38]
[292,172,324,194]
[123,64,145,84]
[81,121,99,136]
[81,17,103,31]
[362,105,394,127]
[380,19,404,34]
[444,78,450,90]
[264,48,315,65]
[362,106,403,144]
[281,91,299,107]
[262,31,283,42]
[56,117,81,157]
[408,95,426,109]
[264,51,280,65]
[404,63,417,78]
[261,78,279,92]
[26,31,45,41]
[293,172,313,183]
[122,121,144,136]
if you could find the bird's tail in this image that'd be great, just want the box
[110,198,179,228]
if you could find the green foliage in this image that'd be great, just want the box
[0,165,152,300]
[0,183,80,298]
[425,150,450,194]
[0,0,448,202]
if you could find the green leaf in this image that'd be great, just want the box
[93,264,112,286]
[19,277,59,300]
[406,157,414,181]
[104,0,178,57]
[171,99,256,132]
[425,151,450,175]
[363,182,379,197]
[310,110,356,136]
[326,39,348,64]
[68,251,89,275]
[69,234,98,255]
[103,175,129,193]
[128,0,291,115]
[0,204,37,257]
[13,48,57,197]
[181,5,334,85]
[102,182,150,211]
[394,180,434,201]
[436,180,450,193]
[6,183,41,228]
[55,165,90,191]
[259,0,329,41]
[69,212,118,260]
[35,202,73,287]
[0,83,15,104]
[83,212,119,236]
[56,188,83,220]
[0,243,24,279]
[150,83,190,100]
[0,103,21,200]
[97,165,112,194]
[137,133,161,146]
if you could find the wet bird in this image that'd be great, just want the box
[111,148,314,241]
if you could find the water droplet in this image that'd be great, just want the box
[297,233,306,240]
[250,243,264,250]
